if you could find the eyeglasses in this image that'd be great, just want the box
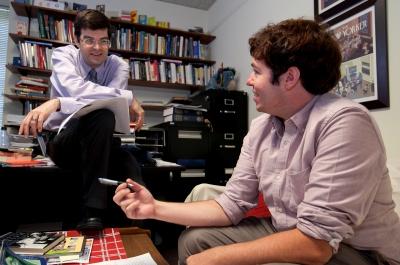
[81,37,111,48]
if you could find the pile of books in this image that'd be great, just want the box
[12,76,49,99]
[1,231,92,265]
[163,103,206,123]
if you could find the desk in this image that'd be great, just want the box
[0,165,184,233]
[120,227,169,265]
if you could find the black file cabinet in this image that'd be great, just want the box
[153,121,212,200]
[191,90,248,184]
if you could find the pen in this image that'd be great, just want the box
[98,178,135,192]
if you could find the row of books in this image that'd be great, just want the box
[2,231,92,264]
[129,58,215,86]
[30,17,208,60]
[17,40,54,70]
[37,11,75,43]
[111,27,207,59]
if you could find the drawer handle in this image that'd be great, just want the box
[219,144,236,149]
[224,99,234,106]
[219,110,236,114]
[224,133,234,140]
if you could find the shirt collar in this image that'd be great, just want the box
[270,95,320,135]
[289,95,320,132]
[78,51,107,78]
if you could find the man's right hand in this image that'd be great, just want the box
[19,98,60,137]
[113,178,156,220]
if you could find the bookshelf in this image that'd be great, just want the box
[7,63,205,92]
[7,1,217,116]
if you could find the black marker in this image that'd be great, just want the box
[98,178,135,192]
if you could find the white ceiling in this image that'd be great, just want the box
[155,0,216,11]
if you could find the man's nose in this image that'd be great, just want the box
[246,76,253,86]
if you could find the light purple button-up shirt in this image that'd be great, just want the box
[216,93,400,264]
[44,45,132,131]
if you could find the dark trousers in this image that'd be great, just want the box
[48,109,142,212]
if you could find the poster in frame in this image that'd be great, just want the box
[314,0,366,21]
[325,0,388,109]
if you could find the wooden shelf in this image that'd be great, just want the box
[12,2,76,20]
[129,79,205,92]
[9,33,70,48]
[6,65,205,92]
[141,104,165,111]
[3,92,161,111]
[110,48,215,65]
[4,93,49,102]
[6,64,52,77]
[11,2,215,44]
[109,18,215,44]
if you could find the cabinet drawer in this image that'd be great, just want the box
[212,131,245,147]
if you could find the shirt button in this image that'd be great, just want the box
[276,207,282,213]
[276,174,281,179]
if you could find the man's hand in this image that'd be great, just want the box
[129,98,144,130]
[19,98,60,137]
[113,178,156,220]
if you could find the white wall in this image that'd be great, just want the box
[208,0,400,161]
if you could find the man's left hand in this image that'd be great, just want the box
[129,98,144,130]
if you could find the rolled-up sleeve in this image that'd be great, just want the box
[296,108,386,252]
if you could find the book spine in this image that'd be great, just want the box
[163,107,204,116]
[164,114,204,123]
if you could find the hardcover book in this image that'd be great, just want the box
[9,232,65,255]
[45,236,85,257]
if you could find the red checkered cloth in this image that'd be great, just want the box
[65,228,127,264]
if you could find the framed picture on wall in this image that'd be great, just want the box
[314,0,366,21]
[325,0,388,109]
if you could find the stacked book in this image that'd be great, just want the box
[7,231,65,256]
[163,104,206,123]
[12,76,49,99]
[2,232,92,264]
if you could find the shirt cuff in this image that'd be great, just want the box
[297,219,342,253]
[215,193,247,225]
[58,97,85,114]
[120,90,133,105]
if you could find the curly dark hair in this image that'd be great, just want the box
[74,9,110,40]
[249,19,342,95]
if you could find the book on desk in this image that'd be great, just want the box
[8,231,64,255]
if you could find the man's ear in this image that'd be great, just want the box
[284,66,301,90]
[74,35,80,47]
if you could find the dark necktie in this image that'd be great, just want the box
[87,69,98,83]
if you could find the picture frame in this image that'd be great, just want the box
[314,0,366,21]
[325,0,389,109]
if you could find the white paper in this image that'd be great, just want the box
[58,97,130,134]
[92,253,157,265]
[154,158,181,167]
